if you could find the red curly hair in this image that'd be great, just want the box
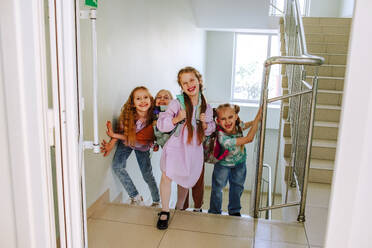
[118,86,154,146]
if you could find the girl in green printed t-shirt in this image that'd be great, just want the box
[208,103,262,216]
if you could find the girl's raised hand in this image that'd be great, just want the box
[106,121,115,138]
[100,139,115,157]
[255,106,263,122]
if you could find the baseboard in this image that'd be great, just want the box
[87,189,110,219]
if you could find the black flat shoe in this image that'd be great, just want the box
[229,212,241,217]
[157,211,170,230]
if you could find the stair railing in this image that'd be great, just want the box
[250,0,324,222]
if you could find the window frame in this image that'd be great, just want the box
[231,32,280,104]
[269,0,311,17]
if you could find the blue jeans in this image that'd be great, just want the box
[208,161,247,215]
[112,142,160,202]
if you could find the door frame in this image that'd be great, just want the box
[47,0,86,247]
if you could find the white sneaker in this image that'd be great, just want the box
[130,195,144,206]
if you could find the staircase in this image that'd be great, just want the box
[280,17,352,184]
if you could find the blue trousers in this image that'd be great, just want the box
[112,142,160,202]
[208,161,247,215]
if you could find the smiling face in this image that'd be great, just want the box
[133,89,152,113]
[179,72,200,97]
[155,90,172,106]
[217,107,238,134]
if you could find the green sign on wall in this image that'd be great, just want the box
[85,0,97,8]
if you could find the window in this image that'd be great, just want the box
[269,0,285,16]
[269,0,310,16]
[231,33,281,103]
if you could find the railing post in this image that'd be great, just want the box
[298,73,318,222]
[253,65,271,218]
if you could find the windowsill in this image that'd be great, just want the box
[208,101,281,109]
[230,101,281,109]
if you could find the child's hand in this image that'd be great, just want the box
[174,109,186,124]
[200,113,208,129]
[100,139,115,157]
[153,144,159,152]
[106,121,115,138]
[200,113,206,123]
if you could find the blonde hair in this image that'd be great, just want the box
[155,89,173,101]
[119,86,154,146]
[177,66,207,145]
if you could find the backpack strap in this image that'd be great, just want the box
[172,93,202,137]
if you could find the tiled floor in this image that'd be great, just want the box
[87,182,331,248]
[88,204,308,248]
[304,183,331,247]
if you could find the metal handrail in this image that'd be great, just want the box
[251,0,324,222]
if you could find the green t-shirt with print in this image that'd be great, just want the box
[217,124,247,167]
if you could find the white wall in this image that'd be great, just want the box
[80,0,207,207]
[325,0,372,247]
[190,0,279,30]
[309,0,342,17]
[205,31,235,103]
[0,31,17,248]
[339,0,355,17]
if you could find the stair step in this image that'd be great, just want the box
[307,42,349,54]
[311,53,348,66]
[282,76,345,91]
[284,158,334,184]
[304,24,351,35]
[302,17,352,27]
[281,64,346,77]
[284,137,337,160]
[282,103,341,122]
[282,88,343,106]
[305,33,350,45]
[283,120,339,141]
[305,64,346,77]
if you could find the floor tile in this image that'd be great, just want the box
[159,229,253,248]
[253,221,272,241]
[304,206,329,246]
[306,183,331,208]
[271,222,307,244]
[91,203,174,226]
[169,210,255,238]
[87,219,164,248]
[253,239,308,248]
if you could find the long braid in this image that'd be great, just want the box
[177,66,207,145]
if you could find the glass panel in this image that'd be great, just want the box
[298,0,307,16]
[269,0,285,16]
[233,34,269,101]
[268,35,281,100]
